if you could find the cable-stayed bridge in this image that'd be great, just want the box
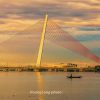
[0,14,100,67]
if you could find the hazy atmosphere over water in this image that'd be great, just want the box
[0,0,100,66]
[0,72,100,100]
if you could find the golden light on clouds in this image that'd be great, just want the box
[0,0,100,65]
[0,19,35,31]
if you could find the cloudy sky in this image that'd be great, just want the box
[0,0,100,66]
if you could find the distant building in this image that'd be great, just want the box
[82,66,95,72]
[95,65,100,72]
[67,63,77,68]
[66,63,79,72]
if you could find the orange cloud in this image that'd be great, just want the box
[0,0,100,65]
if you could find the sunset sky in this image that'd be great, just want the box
[0,0,100,66]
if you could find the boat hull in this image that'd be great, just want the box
[67,76,82,78]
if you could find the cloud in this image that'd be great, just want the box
[0,0,100,22]
[0,0,100,65]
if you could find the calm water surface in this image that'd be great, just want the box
[0,72,100,100]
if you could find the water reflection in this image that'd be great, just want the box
[0,72,100,100]
[36,72,45,100]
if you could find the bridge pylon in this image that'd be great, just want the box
[36,14,48,67]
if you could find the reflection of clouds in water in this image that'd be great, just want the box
[36,72,45,100]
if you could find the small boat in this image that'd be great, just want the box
[67,74,82,78]
[67,76,82,78]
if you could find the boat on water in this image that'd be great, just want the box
[67,76,82,78]
[67,74,82,78]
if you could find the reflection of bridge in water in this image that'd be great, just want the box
[0,14,100,67]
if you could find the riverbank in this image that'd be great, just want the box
[0,66,100,72]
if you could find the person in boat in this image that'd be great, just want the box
[70,74,72,77]
[68,73,82,78]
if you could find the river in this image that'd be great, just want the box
[0,72,100,100]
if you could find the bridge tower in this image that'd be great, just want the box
[36,14,48,67]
